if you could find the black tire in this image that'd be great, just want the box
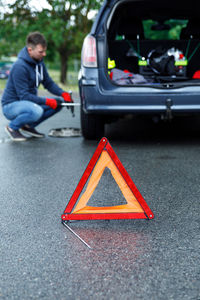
[81,106,104,140]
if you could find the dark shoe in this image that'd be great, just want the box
[20,125,45,138]
[5,125,27,141]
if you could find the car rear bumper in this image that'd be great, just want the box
[80,83,200,115]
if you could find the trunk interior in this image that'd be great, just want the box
[106,0,200,88]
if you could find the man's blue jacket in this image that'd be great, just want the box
[1,47,63,106]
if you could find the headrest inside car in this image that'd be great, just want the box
[117,17,144,39]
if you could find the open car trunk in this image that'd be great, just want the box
[106,0,200,88]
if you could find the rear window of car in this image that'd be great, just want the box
[142,19,188,40]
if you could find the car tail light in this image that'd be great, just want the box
[82,35,97,68]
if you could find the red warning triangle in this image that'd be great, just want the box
[61,137,154,221]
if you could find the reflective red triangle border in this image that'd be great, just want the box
[61,137,154,221]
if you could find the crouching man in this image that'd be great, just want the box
[1,31,72,141]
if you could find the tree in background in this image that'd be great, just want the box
[0,0,103,83]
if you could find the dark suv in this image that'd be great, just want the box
[79,0,200,139]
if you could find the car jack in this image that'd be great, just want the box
[61,102,80,117]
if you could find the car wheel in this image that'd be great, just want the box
[81,106,104,140]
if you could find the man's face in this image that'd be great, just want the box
[28,44,47,61]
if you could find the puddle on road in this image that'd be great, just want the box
[64,221,151,252]
[63,223,152,277]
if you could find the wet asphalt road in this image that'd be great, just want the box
[0,93,200,300]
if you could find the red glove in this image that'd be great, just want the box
[61,92,73,103]
[46,98,62,109]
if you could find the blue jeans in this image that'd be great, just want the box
[2,101,62,130]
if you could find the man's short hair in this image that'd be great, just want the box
[26,32,47,49]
